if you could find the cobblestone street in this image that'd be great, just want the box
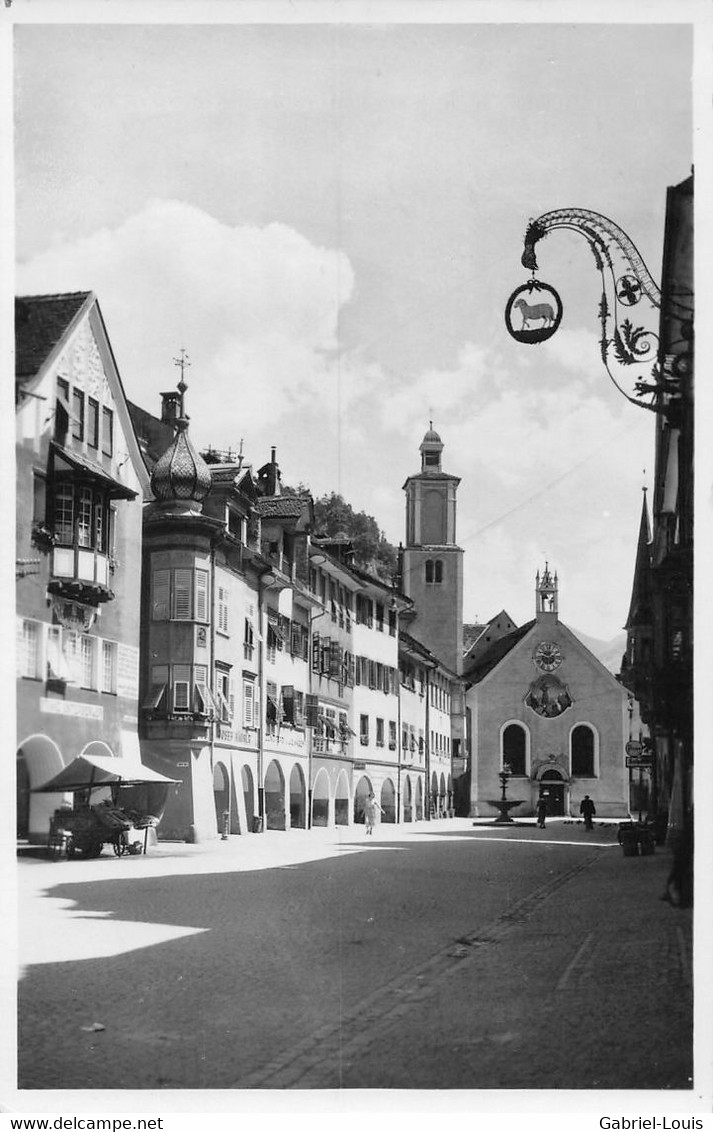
[14,819,695,1101]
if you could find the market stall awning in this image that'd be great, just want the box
[32,754,181,793]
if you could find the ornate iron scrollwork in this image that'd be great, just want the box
[516,207,692,419]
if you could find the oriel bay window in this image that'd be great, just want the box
[53,479,112,580]
[48,441,137,600]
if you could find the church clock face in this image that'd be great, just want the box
[533,640,562,672]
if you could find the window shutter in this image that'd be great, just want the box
[312,633,321,673]
[195,570,209,622]
[193,664,208,713]
[294,690,304,726]
[243,680,254,728]
[174,679,190,711]
[282,685,295,724]
[153,569,170,620]
[305,693,319,727]
[329,640,341,679]
[368,659,376,690]
[173,569,192,619]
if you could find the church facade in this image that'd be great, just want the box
[465,566,630,820]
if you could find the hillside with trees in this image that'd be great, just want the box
[282,486,398,582]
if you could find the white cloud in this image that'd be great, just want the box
[17,198,354,441]
[16,198,653,639]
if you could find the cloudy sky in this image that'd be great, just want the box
[13,10,695,640]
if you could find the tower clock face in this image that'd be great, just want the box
[533,641,563,672]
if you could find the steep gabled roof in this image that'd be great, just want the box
[127,400,175,471]
[463,620,536,686]
[15,292,91,384]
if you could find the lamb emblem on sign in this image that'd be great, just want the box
[505,281,562,344]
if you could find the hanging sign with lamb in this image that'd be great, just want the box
[505,281,563,344]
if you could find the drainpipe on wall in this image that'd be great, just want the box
[308,598,329,828]
[209,541,219,828]
[257,577,266,829]
[425,666,431,821]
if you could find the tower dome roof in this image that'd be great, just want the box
[150,417,212,510]
[422,425,442,445]
[149,362,211,513]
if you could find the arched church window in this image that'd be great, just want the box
[571,725,596,777]
[502,723,527,777]
[425,560,434,584]
[434,559,443,583]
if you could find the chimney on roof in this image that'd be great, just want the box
[160,391,181,426]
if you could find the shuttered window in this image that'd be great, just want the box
[152,570,170,619]
[217,586,229,633]
[195,570,209,622]
[172,569,193,620]
[243,679,255,728]
[305,693,319,727]
[282,685,295,724]
[173,664,191,711]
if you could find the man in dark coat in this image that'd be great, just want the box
[536,794,549,829]
[580,794,596,830]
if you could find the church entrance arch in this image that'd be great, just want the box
[540,769,566,816]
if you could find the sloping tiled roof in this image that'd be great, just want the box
[463,620,536,686]
[15,292,91,381]
[256,496,307,519]
[127,400,175,471]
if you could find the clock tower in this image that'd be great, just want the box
[401,425,464,675]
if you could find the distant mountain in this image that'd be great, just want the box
[570,628,626,675]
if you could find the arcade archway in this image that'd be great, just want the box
[213,762,230,833]
[380,779,396,823]
[289,764,306,829]
[241,765,256,831]
[265,759,286,830]
[335,770,350,826]
[353,775,373,824]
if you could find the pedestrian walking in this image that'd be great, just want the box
[536,794,549,829]
[580,794,596,830]
[364,791,383,835]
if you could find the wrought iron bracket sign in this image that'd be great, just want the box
[504,280,563,344]
[507,207,692,419]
